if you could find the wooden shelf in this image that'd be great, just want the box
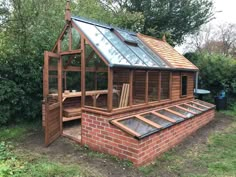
[63,116,81,122]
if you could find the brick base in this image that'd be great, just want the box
[81,108,215,166]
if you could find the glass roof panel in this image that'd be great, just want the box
[119,117,158,136]
[73,20,130,65]
[132,36,169,68]
[142,113,173,128]
[168,107,194,118]
[179,104,201,114]
[129,45,160,67]
[156,110,184,122]
[97,27,146,66]
[117,30,137,43]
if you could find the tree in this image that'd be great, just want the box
[100,0,214,45]
[186,23,236,56]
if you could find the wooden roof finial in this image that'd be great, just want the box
[65,0,71,23]
[162,34,166,42]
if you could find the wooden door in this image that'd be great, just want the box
[43,51,62,146]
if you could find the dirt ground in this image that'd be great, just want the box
[19,112,234,177]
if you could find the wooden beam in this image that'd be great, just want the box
[81,37,85,107]
[151,111,176,123]
[176,105,196,115]
[165,108,187,119]
[191,101,209,108]
[145,71,149,103]
[43,51,49,98]
[185,103,204,111]
[158,71,161,101]
[169,72,172,99]
[136,115,162,129]
[111,120,140,137]
[129,70,133,107]
[108,68,113,112]
[58,55,63,134]
[60,49,82,56]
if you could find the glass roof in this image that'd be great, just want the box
[111,100,215,139]
[72,18,169,69]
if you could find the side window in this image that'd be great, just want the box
[181,76,187,96]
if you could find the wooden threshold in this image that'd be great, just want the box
[63,116,81,122]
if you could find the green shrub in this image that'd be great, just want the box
[185,52,236,103]
[0,57,43,125]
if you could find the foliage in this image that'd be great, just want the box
[100,0,214,45]
[0,142,94,177]
[185,52,236,102]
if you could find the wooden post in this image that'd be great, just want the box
[145,71,149,103]
[108,68,113,112]
[57,39,63,133]
[129,70,133,107]
[69,24,72,51]
[81,37,86,107]
[169,72,172,99]
[43,51,49,98]
[58,56,63,133]
[158,71,161,101]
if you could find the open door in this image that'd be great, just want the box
[43,51,62,146]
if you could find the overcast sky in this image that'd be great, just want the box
[175,0,236,53]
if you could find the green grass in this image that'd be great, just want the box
[140,106,236,177]
[0,122,98,177]
[0,141,98,177]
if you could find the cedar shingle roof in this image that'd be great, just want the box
[137,33,198,70]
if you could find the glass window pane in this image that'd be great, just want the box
[179,104,201,114]
[181,76,187,96]
[72,27,81,49]
[142,113,173,128]
[97,27,146,66]
[117,30,137,43]
[148,71,159,102]
[168,107,194,118]
[113,69,130,109]
[133,71,146,105]
[187,102,208,110]
[129,45,160,67]
[193,100,212,108]
[161,71,170,100]
[119,117,157,136]
[74,20,130,65]
[157,110,185,122]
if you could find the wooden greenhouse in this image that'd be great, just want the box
[42,2,215,166]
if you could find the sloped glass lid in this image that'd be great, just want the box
[111,100,215,139]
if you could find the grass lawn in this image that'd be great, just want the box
[0,106,236,177]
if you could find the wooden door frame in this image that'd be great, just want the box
[44,51,63,146]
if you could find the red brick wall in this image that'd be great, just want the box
[81,107,215,166]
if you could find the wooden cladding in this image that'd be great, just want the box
[171,71,194,100]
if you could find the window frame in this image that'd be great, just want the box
[180,74,188,97]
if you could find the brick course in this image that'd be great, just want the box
[81,104,215,166]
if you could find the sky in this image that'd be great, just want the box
[175,0,236,53]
